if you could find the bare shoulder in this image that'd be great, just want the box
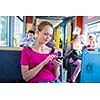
[54,49,58,53]
[45,45,58,53]
[45,45,52,52]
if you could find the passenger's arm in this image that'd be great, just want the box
[19,38,28,47]
[19,41,28,47]
[64,50,73,58]
[21,55,55,82]
[64,44,73,59]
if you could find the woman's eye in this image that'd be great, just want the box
[44,32,53,38]
[44,33,48,35]
[49,34,53,38]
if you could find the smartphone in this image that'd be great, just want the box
[57,56,63,60]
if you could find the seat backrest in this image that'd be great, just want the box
[0,49,23,82]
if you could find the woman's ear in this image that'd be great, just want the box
[36,30,39,36]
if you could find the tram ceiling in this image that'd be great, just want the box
[36,16,70,28]
[36,16,67,20]
[35,16,74,28]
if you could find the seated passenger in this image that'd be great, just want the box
[64,34,82,83]
[82,34,97,50]
[19,30,35,47]
[20,21,62,83]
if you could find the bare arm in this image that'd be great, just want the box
[53,67,60,79]
[21,55,55,82]
[53,59,63,79]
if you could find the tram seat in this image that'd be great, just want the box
[0,48,63,83]
[0,48,24,83]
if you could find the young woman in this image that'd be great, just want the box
[20,21,62,83]
[64,34,82,83]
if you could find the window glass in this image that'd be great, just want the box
[14,16,24,47]
[0,16,9,46]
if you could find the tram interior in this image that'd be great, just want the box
[0,16,100,83]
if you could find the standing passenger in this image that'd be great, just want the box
[20,21,62,83]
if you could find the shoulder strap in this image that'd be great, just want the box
[24,46,32,50]
[50,47,55,54]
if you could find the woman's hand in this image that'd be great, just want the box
[52,58,63,68]
[52,58,63,78]
[43,54,56,65]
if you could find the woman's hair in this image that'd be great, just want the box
[89,35,94,40]
[72,34,79,41]
[88,35,95,45]
[38,21,53,32]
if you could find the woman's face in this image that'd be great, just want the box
[38,25,53,44]
[89,37,94,45]
[89,37,93,42]
[74,36,80,43]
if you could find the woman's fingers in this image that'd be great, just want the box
[53,59,63,67]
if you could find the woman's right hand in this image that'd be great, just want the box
[43,55,56,65]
